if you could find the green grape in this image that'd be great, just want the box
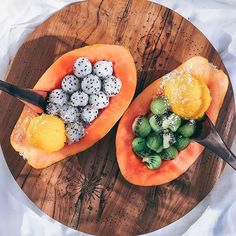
[178,121,196,137]
[132,137,146,153]
[146,133,162,153]
[143,155,162,170]
[149,114,163,133]
[163,130,176,149]
[168,113,182,132]
[132,116,151,137]
[150,97,169,115]
[175,136,190,151]
[161,146,178,160]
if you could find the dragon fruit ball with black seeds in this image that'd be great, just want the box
[46,103,61,116]
[73,57,92,78]
[89,91,109,109]
[93,60,113,78]
[60,105,80,123]
[70,91,89,107]
[102,75,122,97]
[66,122,85,143]
[81,74,102,95]
[48,89,68,106]
[61,75,80,94]
[81,105,99,123]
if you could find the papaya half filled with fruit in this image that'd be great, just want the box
[116,56,228,186]
[11,44,137,169]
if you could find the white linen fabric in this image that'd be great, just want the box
[0,0,235,235]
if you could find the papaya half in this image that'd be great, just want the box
[116,56,228,186]
[11,44,137,169]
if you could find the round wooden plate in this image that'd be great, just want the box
[0,0,235,235]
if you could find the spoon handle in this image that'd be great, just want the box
[196,118,236,170]
[0,80,47,112]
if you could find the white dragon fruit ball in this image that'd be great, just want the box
[81,105,99,123]
[46,102,61,116]
[89,91,109,109]
[48,89,68,106]
[73,57,92,78]
[102,75,122,97]
[61,75,80,94]
[70,91,89,107]
[66,122,85,143]
[93,60,113,78]
[81,74,101,95]
[60,105,80,123]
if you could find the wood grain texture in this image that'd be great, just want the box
[0,0,235,235]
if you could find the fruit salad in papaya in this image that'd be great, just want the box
[116,56,228,186]
[11,44,137,169]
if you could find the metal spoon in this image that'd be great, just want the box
[193,115,236,170]
[0,80,49,113]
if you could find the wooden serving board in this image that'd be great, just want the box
[0,0,235,235]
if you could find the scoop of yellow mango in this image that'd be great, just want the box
[26,114,66,152]
[164,73,212,119]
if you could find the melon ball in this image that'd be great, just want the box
[26,114,66,152]
[164,73,211,119]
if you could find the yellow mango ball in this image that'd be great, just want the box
[26,114,66,152]
[164,73,203,118]
[193,77,212,119]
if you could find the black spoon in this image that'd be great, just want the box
[193,115,236,170]
[0,80,49,113]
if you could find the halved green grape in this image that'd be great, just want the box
[163,130,176,149]
[143,155,162,170]
[146,133,162,153]
[161,146,178,160]
[132,116,151,137]
[149,114,163,133]
[175,136,190,151]
[168,113,182,132]
[150,97,169,115]
[132,137,146,153]
[178,121,196,137]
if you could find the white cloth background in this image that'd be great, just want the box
[0,0,236,235]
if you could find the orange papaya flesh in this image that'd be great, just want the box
[11,44,137,169]
[116,56,228,186]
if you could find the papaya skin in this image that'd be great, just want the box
[116,56,228,186]
[10,44,137,169]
